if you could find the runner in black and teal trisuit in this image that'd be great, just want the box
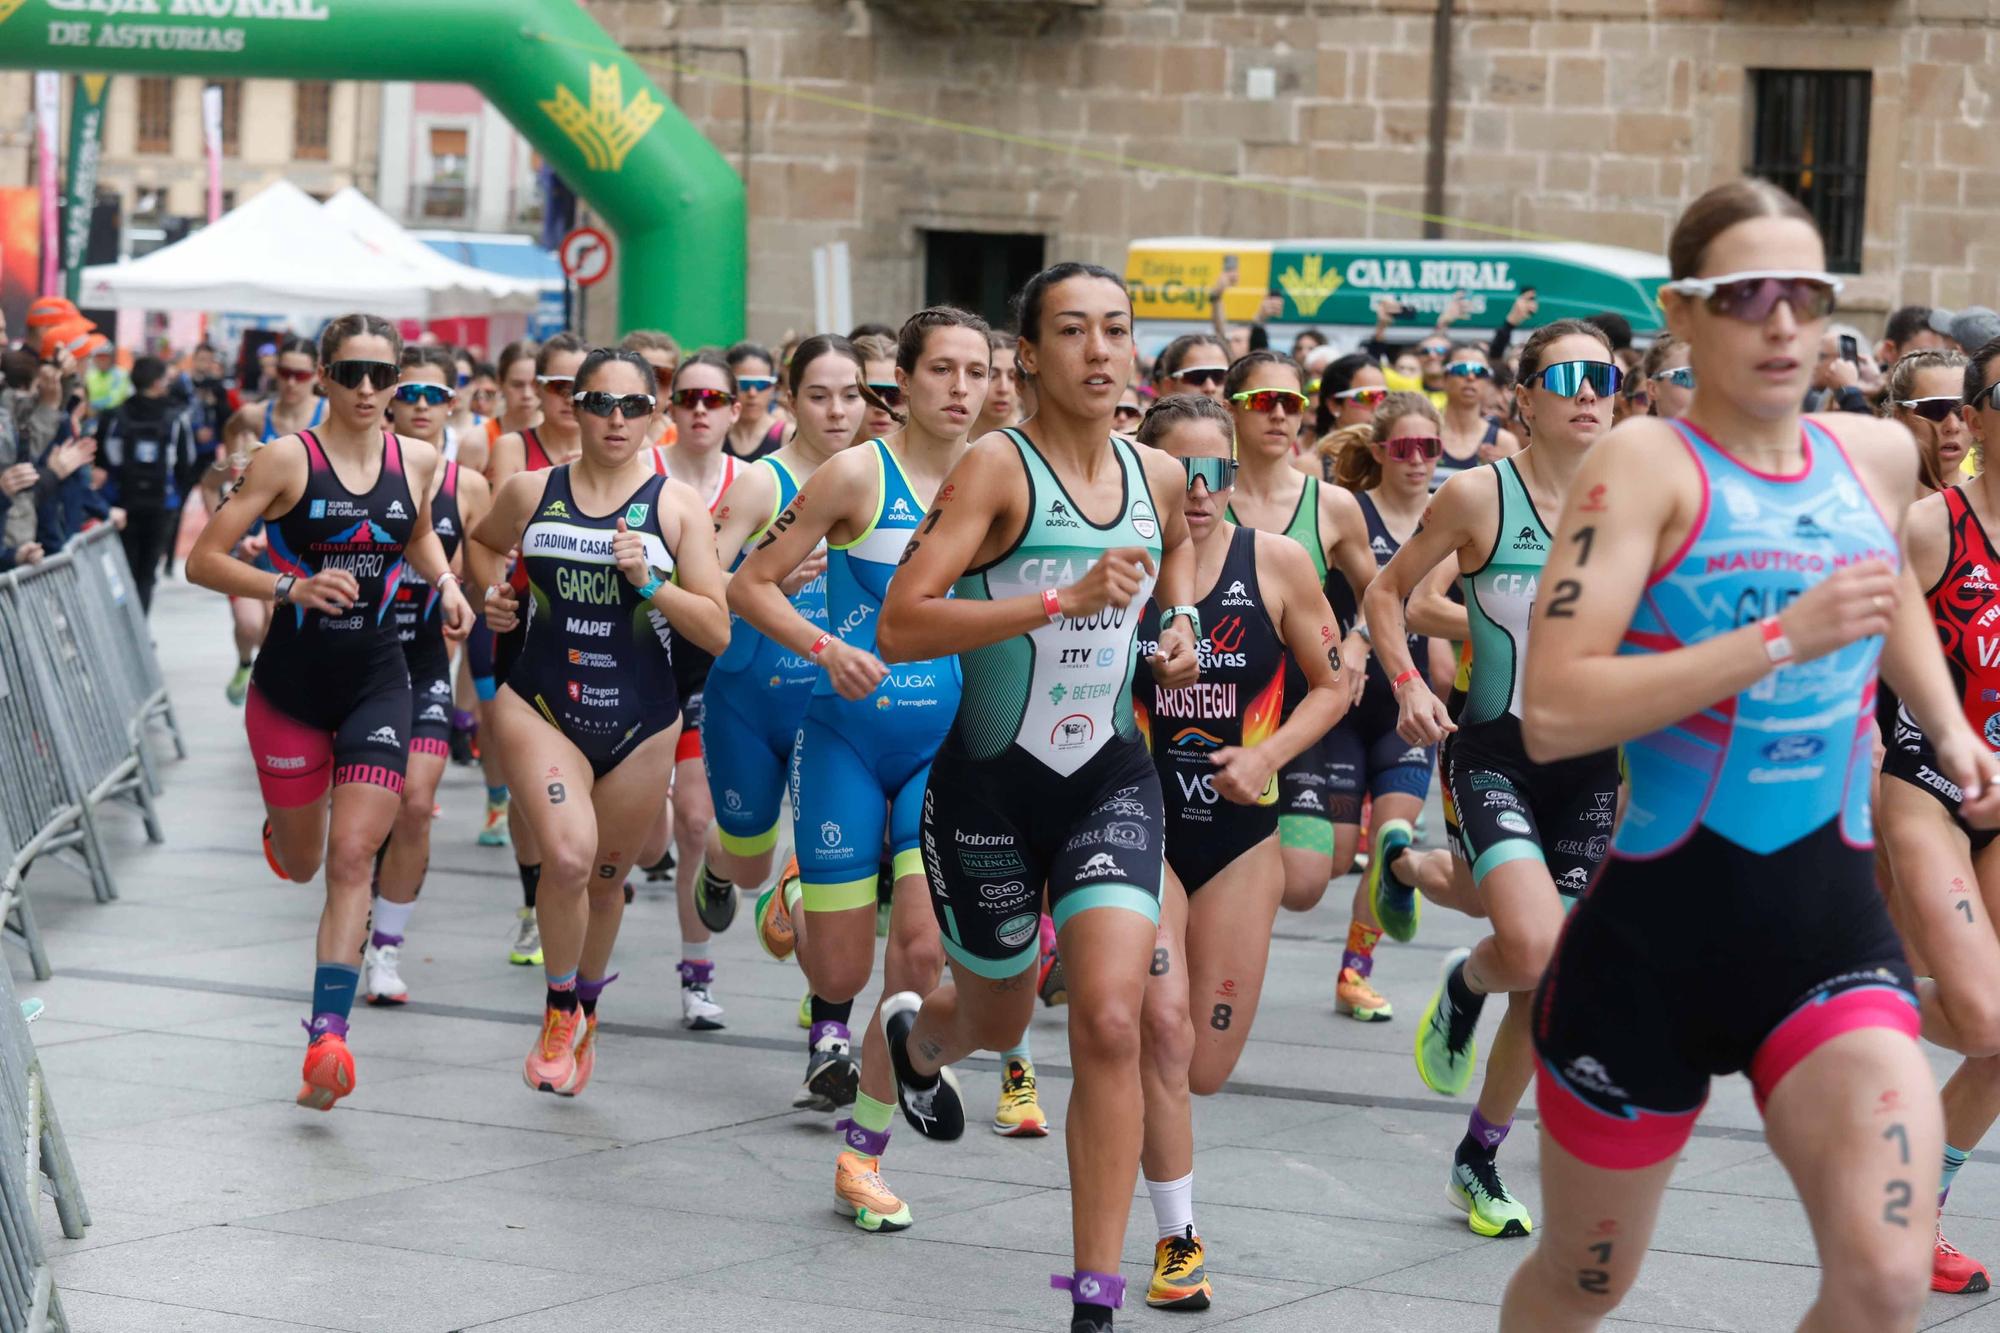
[872,263,1198,1333]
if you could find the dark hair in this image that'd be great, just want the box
[786,333,863,396]
[1963,336,2000,408]
[1013,261,1127,344]
[1517,318,1613,387]
[673,349,738,396]
[399,344,456,379]
[496,338,538,379]
[989,330,1019,353]
[317,313,399,367]
[1223,348,1305,399]
[575,346,659,397]
[131,355,168,394]
[620,329,680,359]
[1291,329,1327,358]
[1582,312,1633,352]
[472,360,496,380]
[1,348,38,391]
[1667,177,1817,281]
[847,322,896,343]
[1333,391,1439,493]
[535,331,587,376]
[725,341,775,374]
[1155,333,1229,384]
[274,333,317,364]
[1887,305,1938,352]
[1134,392,1234,450]
[897,306,992,373]
[1314,352,1375,438]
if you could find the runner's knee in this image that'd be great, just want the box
[1070,995,1143,1070]
[1141,990,1195,1084]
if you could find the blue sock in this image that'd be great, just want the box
[1942,1143,1971,1206]
[308,962,361,1041]
[486,784,508,804]
[1003,1035,1032,1064]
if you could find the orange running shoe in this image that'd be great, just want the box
[297,1033,354,1111]
[523,1005,584,1095]
[756,863,798,961]
[571,1013,599,1096]
[262,820,289,881]
[1935,1223,1991,1293]
[834,1150,912,1232]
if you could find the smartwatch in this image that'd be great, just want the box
[273,573,297,605]
[1161,604,1202,643]
[636,574,665,601]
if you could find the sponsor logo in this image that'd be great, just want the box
[1554,836,1609,859]
[540,499,571,518]
[1967,563,1999,592]
[888,497,915,522]
[723,789,743,812]
[1987,712,2000,749]
[624,501,651,527]
[1097,646,1115,667]
[955,831,1016,846]
[1481,790,1519,809]
[565,617,614,637]
[1747,764,1824,784]
[264,754,307,771]
[429,679,451,695]
[1052,714,1096,750]
[564,682,620,708]
[1276,253,1344,317]
[997,911,1040,948]
[435,518,456,537]
[1102,788,1149,819]
[1761,734,1824,764]
[1220,579,1253,607]
[1078,852,1122,879]
[1063,821,1148,852]
[1176,770,1220,805]
[1047,499,1080,530]
[961,849,1027,875]
[1563,1055,1628,1099]
[1515,525,1544,551]
[1495,810,1531,835]
[385,499,408,520]
[1131,499,1158,540]
[366,725,399,745]
[981,880,1029,901]
[1370,534,1393,556]
[567,648,617,669]
[566,681,581,702]
[1057,647,1094,667]
[419,703,449,722]
[1557,866,1590,894]
[540,60,664,174]
[820,821,842,848]
[309,499,327,518]
[1468,771,1507,791]
[1048,682,1068,706]
[1793,514,1830,541]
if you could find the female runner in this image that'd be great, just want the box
[187,313,472,1110]
[1130,393,1345,1310]
[469,347,729,1095]
[1436,345,1520,490]
[364,345,491,1004]
[973,330,1026,438]
[726,342,788,461]
[733,306,997,1232]
[1886,350,1974,493]
[1500,179,2000,1332]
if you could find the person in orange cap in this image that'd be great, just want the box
[25,296,78,330]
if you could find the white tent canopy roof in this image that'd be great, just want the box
[321,187,541,316]
[81,180,538,319]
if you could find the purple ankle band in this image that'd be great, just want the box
[1469,1107,1511,1150]
[1340,948,1370,978]
[1050,1271,1125,1309]
[452,709,477,730]
[577,972,619,1005]
[836,1117,890,1157]
[371,930,403,949]
[303,1013,349,1041]
[677,959,713,986]
[809,1019,850,1047]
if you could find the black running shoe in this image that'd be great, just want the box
[880,990,964,1140]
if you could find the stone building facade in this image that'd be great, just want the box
[588,0,2000,341]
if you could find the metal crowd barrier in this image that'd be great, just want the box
[0,960,84,1331]
[65,526,186,780]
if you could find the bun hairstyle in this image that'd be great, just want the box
[317,313,400,367]
[1333,390,1440,493]
[495,338,538,379]
[535,330,587,376]
[1134,391,1234,450]
[575,346,659,398]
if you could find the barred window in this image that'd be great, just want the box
[136,77,173,154]
[1747,70,1871,274]
[295,82,332,161]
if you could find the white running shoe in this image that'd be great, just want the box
[680,979,725,1031]
[508,908,543,966]
[363,941,408,1005]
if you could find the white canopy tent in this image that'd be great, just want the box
[321,188,541,317]
[81,181,538,320]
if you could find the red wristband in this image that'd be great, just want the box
[1392,668,1423,692]
[808,632,834,657]
[1041,587,1064,623]
[1759,616,1794,666]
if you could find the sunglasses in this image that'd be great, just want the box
[275,366,316,385]
[456,372,472,388]
[1180,456,1237,493]
[1420,342,1453,358]
[1231,388,1308,414]
[324,360,400,391]
[470,386,498,401]
[1384,436,1443,463]
[1113,404,1144,422]
[866,381,904,408]
[1978,384,2000,412]
[1334,387,1389,406]
[1535,360,1623,398]
[392,383,453,407]
[1446,362,1492,380]
[1662,269,1843,322]
[736,375,777,394]
[672,387,732,411]
[1899,396,1962,423]
[1173,366,1229,389]
[1649,367,1696,390]
[576,390,658,419]
[537,375,575,399]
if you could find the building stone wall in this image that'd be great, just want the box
[587,0,2000,341]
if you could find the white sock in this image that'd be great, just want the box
[372,898,415,941]
[1145,1171,1195,1240]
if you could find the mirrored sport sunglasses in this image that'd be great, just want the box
[536,374,576,399]
[866,380,904,408]
[392,383,454,407]
[324,360,400,391]
[1384,435,1443,463]
[1660,269,1843,322]
[1230,388,1308,414]
[1978,383,2000,412]
[1649,366,1696,390]
[575,390,658,419]
[672,387,732,411]
[1899,396,1962,423]
[1534,360,1622,398]
[1173,365,1229,389]
[1419,341,1453,358]
[275,366,317,384]
[736,375,777,394]
[1180,456,1237,492]
[1445,361,1492,380]
[1334,386,1388,406]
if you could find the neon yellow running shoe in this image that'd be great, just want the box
[992,1059,1048,1137]
[1450,1152,1533,1238]
[1147,1226,1213,1310]
[797,988,812,1030]
[1414,947,1480,1096]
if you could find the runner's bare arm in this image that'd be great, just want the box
[1141,445,1200,688]
[465,471,542,616]
[646,480,731,656]
[1405,555,1469,641]
[185,436,311,601]
[1225,534,1348,780]
[732,449,871,660]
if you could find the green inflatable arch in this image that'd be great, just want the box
[0,0,745,344]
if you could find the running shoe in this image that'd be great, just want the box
[876,898,892,939]
[478,799,510,848]
[1335,966,1393,1022]
[1038,944,1068,1007]
[1147,1225,1213,1310]
[992,1058,1049,1137]
[755,881,796,961]
[296,1033,354,1111]
[695,866,738,933]
[523,1005,584,1095]
[797,989,812,1030]
[1935,1224,1991,1293]
[508,907,542,966]
[834,1149,912,1233]
[1415,947,1479,1097]
[680,966,725,1032]
[362,941,408,1006]
[1449,1152,1533,1238]
[794,1024,858,1112]
[225,664,251,707]
[642,849,675,883]
[1367,817,1420,943]
[572,1013,599,1097]
[881,990,965,1140]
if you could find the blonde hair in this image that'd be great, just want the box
[1332,391,1440,493]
